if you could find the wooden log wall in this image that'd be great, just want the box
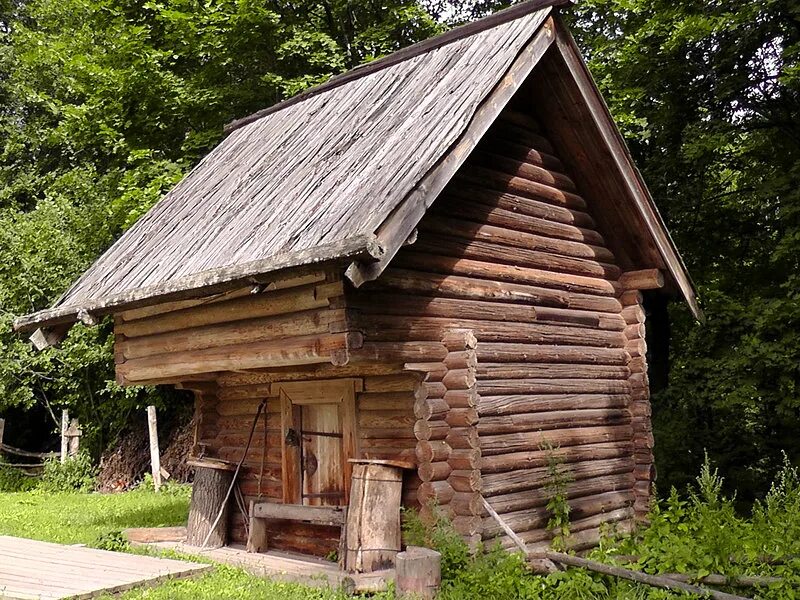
[113,269,362,385]
[186,366,420,555]
[350,107,658,550]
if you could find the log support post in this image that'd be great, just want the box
[620,292,653,520]
[186,460,236,548]
[396,546,442,599]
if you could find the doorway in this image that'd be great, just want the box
[275,379,360,507]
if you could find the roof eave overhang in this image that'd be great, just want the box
[14,234,383,345]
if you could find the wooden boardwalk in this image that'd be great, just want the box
[0,536,211,599]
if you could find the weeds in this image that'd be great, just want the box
[39,451,97,493]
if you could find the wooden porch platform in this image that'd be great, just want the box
[142,541,392,593]
[0,536,211,599]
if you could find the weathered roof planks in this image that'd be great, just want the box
[14,0,700,336]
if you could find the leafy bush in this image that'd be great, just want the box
[92,530,130,552]
[39,452,97,493]
[0,464,37,492]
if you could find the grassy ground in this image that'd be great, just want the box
[0,486,356,599]
[0,486,191,544]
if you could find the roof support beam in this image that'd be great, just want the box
[345,17,557,288]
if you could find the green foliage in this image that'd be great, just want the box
[0,464,37,491]
[39,451,97,492]
[92,529,130,552]
[0,0,441,457]
[562,0,800,502]
[543,445,573,551]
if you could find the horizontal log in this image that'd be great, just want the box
[435,195,603,248]
[359,428,417,440]
[480,439,634,474]
[118,308,341,360]
[622,305,645,325]
[413,420,449,441]
[444,351,477,370]
[523,512,635,550]
[414,397,449,420]
[481,457,635,496]
[482,490,634,537]
[477,364,631,381]
[478,393,629,417]
[119,286,253,322]
[448,469,482,492]
[444,389,478,409]
[359,411,415,429]
[618,290,643,306]
[462,164,587,210]
[486,471,636,513]
[420,215,614,263]
[359,391,416,411]
[357,315,626,348]
[118,332,357,382]
[619,269,664,291]
[448,448,481,471]
[373,269,622,314]
[476,344,629,367]
[416,440,451,464]
[419,461,452,482]
[446,179,591,228]
[496,109,543,135]
[480,424,633,456]
[445,408,478,428]
[478,409,631,435]
[446,427,479,450]
[117,283,336,338]
[423,381,447,399]
[451,515,482,536]
[490,120,556,155]
[404,362,447,382]
[412,232,620,282]
[442,369,476,391]
[393,251,618,297]
[472,150,578,193]
[417,481,454,506]
[476,377,631,396]
[364,374,421,393]
[352,341,448,363]
[217,384,275,402]
[451,491,483,516]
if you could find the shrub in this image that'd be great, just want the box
[39,452,97,493]
[0,464,37,492]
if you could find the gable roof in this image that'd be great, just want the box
[14,0,700,339]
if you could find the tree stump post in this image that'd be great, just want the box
[396,546,441,599]
[186,459,236,548]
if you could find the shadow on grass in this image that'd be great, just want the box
[88,497,190,530]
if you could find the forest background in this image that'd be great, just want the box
[0,0,796,504]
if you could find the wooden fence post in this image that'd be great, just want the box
[60,410,69,464]
[0,418,5,449]
[67,418,81,458]
[147,406,161,491]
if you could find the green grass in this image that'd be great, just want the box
[0,487,364,599]
[0,486,191,544]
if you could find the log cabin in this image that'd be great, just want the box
[15,0,701,570]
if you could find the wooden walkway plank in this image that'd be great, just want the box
[0,536,211,599]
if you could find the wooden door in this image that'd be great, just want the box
[276,379,361,506]
[300,403,344,506]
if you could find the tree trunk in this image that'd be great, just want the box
[186,462,235,548]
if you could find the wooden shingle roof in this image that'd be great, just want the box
[15,0,700,338]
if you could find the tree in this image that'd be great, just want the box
[0,0,441,454]
[567,0,800,502]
